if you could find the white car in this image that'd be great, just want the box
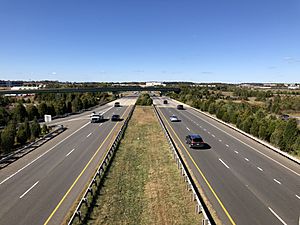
[170,115,180,122]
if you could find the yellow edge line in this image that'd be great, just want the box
[44,106,131,225]
[157,106,236,225]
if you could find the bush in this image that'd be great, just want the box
[136,94,153,106]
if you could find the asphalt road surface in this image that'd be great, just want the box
[0,96,137,225]
[153,97,300,225]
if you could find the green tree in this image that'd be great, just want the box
[38,102,48,117]
[27,104,40,121]
[12,103,28,122]
[54,100,67,115]
[1,122,16,153]
[30,118,41,140]
[292,136,300,154]
[0,107,9,126]
[16,123,28,145]
[250,118,260,137]
[270,121,286,149]
[258,119,269,140]
[41,124,49,134]
[281,119,299,152]
[72,97,83,112]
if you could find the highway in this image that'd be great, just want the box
[153,97,300,225]
[0,96,137,225]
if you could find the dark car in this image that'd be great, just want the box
[163,100,168,104]
[114,102,120,107]
[111,114,120,121]
[185,134,204,148]
[177,104,184,110]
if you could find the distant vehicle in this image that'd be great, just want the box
[170,115,180,122]
[111,114,120,121]
[177,104,184,110]
[185,134,205,148]
[163,100,168,104]
[90,114,104,123]
[114,102,121,107]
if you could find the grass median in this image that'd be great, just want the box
[86,106,201,225]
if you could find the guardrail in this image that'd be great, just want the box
[0,125,65,167]
[67,105,135,225]
[153,105,213,225]
[170,98,300,165]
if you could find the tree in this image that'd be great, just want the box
[27,104,40,121]
[292,136,300,154]
[281,119,299,152]
[41,124,49,134]
[12,103,28,122]
[30,118,41,140]
[250,118,260,137]
[54,100,67,115]
[16,123,28,145]
[72,97,83,112]
[270,121,286,149]
[1,121,16,153]
[258,119,269,140]
[38,102,48,117]
[0,107,9,126]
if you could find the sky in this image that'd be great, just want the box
[0,0,299,83]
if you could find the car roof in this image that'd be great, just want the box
[189,134,202,139]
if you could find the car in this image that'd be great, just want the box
[90,114,104,123]
[177,104,184,110]
[163,100,168,104]
[114,102,120,107]
[170,115,180,122]
[111,114,120,121]
[185,134,205,148]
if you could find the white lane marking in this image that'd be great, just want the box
[273,179,281,185]
[19,181,39,199]
[234,150,239,154]
[295,194,300,200]
[203,128,207,131]
[208,131,211,134]
[100,106,114,115]
[212,134,215,137]
[257,167,263,171]
[219,139,222,142]
[244,158,249,162]
[66,148,75,157]
[86,132,92,138]
[0,122,90,185]
[187,110,300,177]
[226,144,229,147]
[186,127,190,131]
[268,207,287,225]
[219,158,230,169]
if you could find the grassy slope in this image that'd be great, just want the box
[87,106,200,225]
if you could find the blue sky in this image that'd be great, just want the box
[0,0,299,83]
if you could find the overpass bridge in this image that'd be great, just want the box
[0,86,180,95]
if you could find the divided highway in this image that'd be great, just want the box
[153,97,300,225]
[0,96,137,225]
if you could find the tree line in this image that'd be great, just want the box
[136,93,153,106]
[168,87,300,156]
[0,92,113,154]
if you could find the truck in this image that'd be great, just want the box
[90,114,104,123]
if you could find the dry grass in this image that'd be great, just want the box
[87,106,201,225]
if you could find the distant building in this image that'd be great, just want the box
[144,82,166,87]
[0,80,23,87]
[288,84,300,90]
[5,86,40,97]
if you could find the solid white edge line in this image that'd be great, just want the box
[187,109,300,177]
[245,158,249,162]
[219,158,230,169]
[66,148,75,157]
[19,181,39,199]
[273,179,281,185]
[86,132,92,138]
[0,122,90,185]
[268,207,287,225]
